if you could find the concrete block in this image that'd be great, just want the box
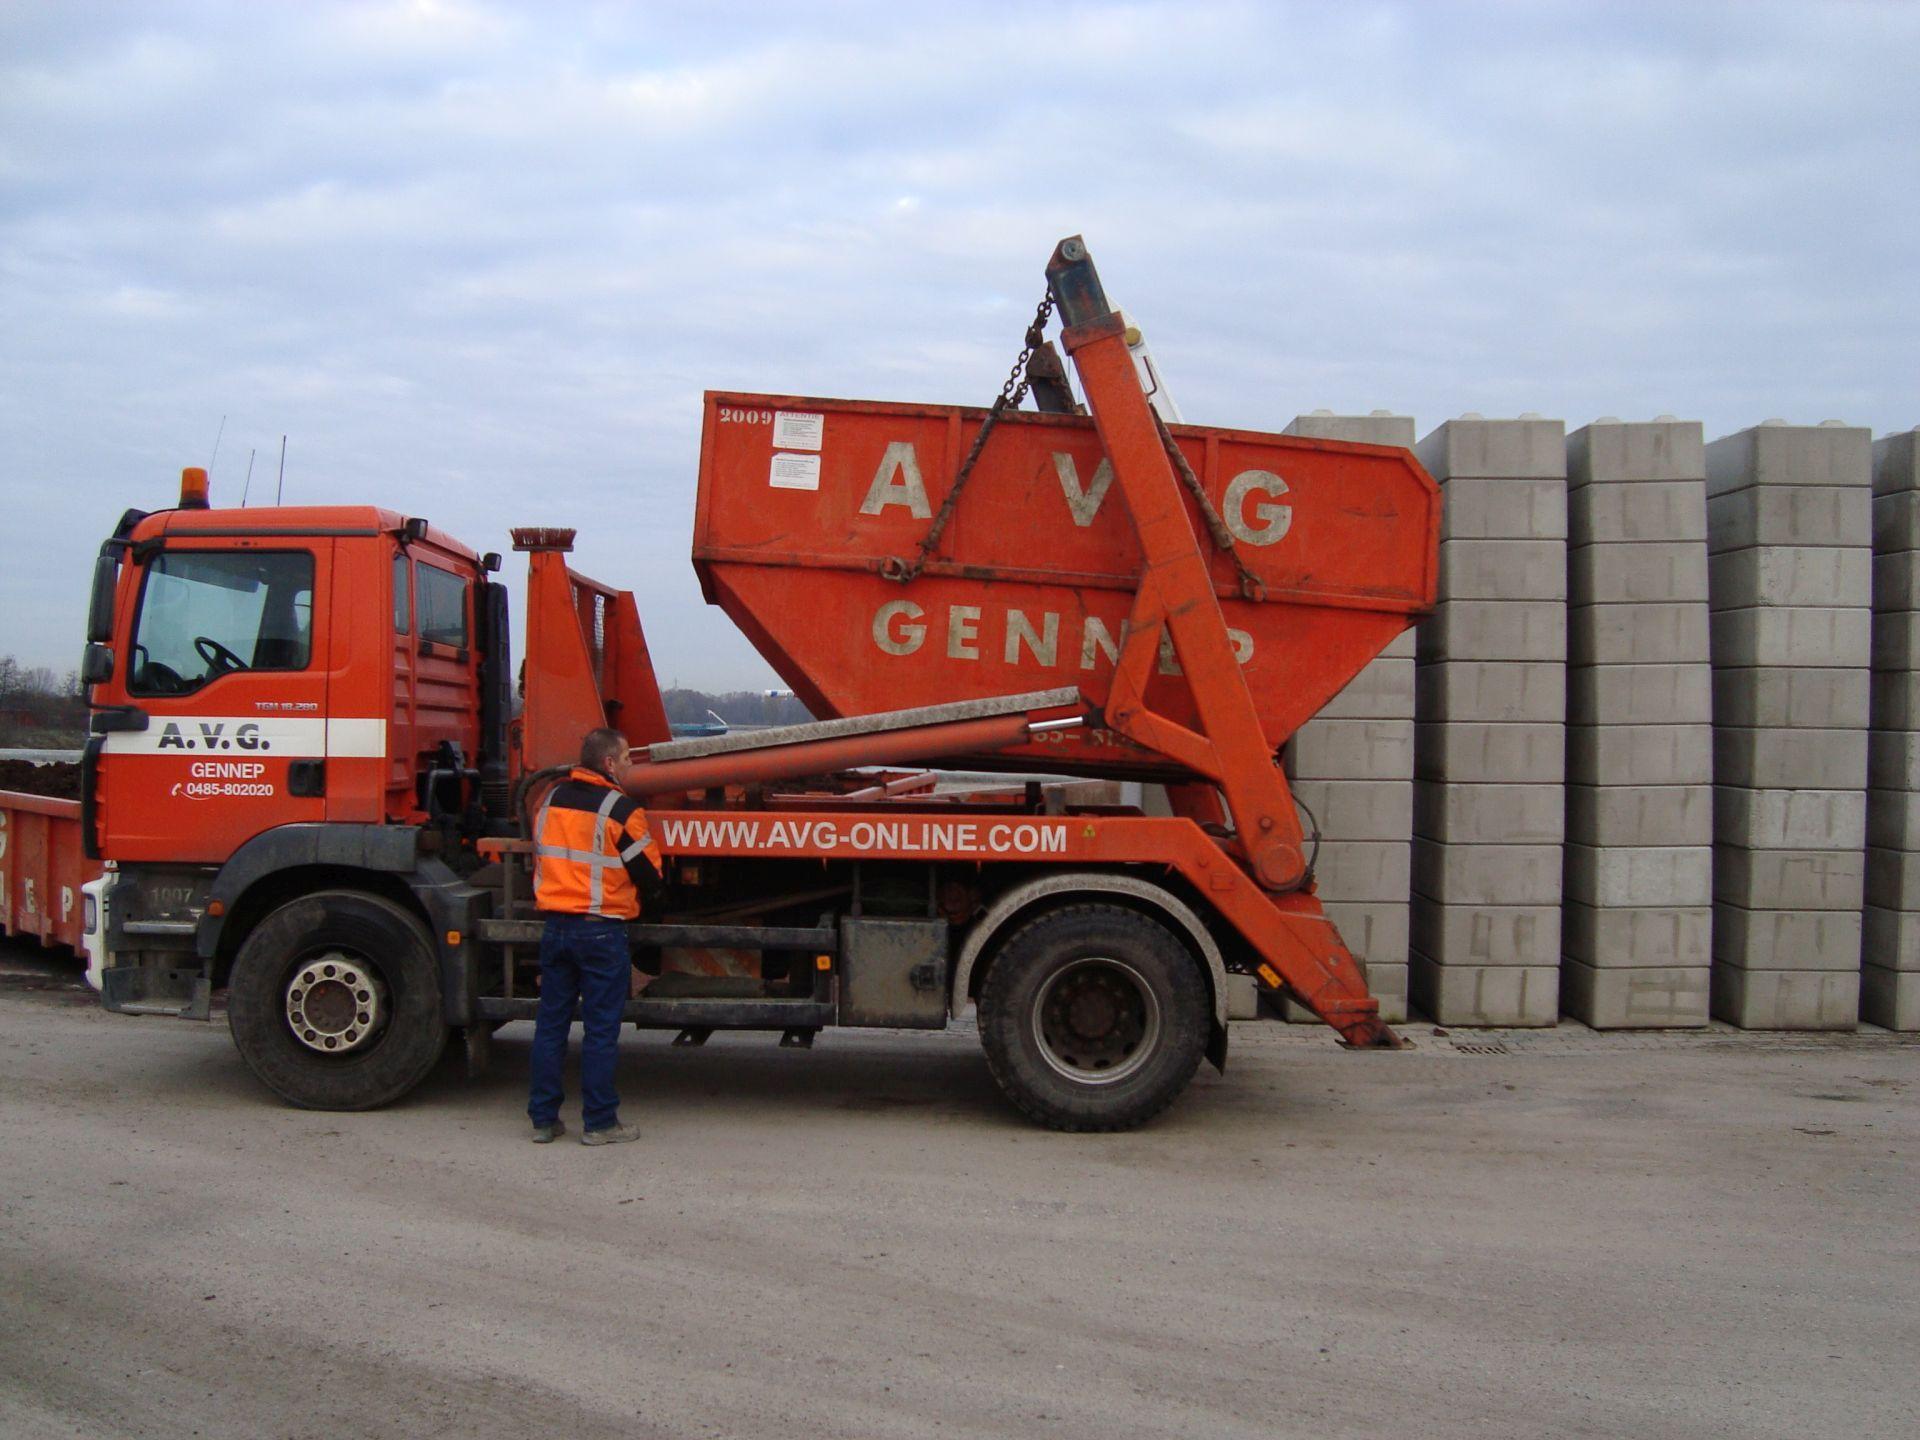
[1320,900,1410,969]
[1284,411,1417,447]
[1568,480,1707,546]
[1439,477,1568,541]
[1711,667,1870,729]
[1437,540,1566,602]
[1409,954,1559,1026]
[1566,603,1708,665]
[1562,902,1712,968]
[1225,971,1259,1020]
[1413,780,1564,845]
[1711,965,1859,1030]
[1708,546,1870,609]
[1713,727,1866,790]
[1411,839,1562,905]
[1567,664,1711,725]
[1410,896,1561,966]
[1870,428,1920,497]
[1288,719,1414,781]
[1866,845,1920,911]
[1376,966,1410,1025]
[1712,786,1866,851]
[1861,964,1920,1030]
[1418,417,1567,481]
[1709,484,1870,552]
[1566,783,1712,847]
[1713,904,1862,971]
[1705,423,1873,497]
[1415,661,1565,723]
[1291,779,1413,841]
[1563,844,1713,907]
[1566,724,1713,786]
[1869,670,1920,731]
[1381,629,1417,659]
[1713,849,1865,912]
[1311,840,1411,902]
[1871,489,1920,554]
[1862,905,1920,972]
[1872,610,1920,673]
[1866,728,1920,791]
[1415,722,1564,784]
[1873,551,1920,613]
[1707,607,1871,668]
[1571,543,1709,604]
[1560,959,1710,1028]
[1316,656,1415,719]
[1866,788,1920,850]
[1419,601,1567,663]
[1567,419,1706,486]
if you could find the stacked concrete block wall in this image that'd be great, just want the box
[1865,429,1920,1030]
[1705,422,1871,1028]
[1282,410,1416,1023]
[1562,420,1713,1026]
[1409,417,1567,1025]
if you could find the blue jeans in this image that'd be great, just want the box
[528,914,630,1132]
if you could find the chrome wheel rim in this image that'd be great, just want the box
[1032,957,1160,1085]
[285,953,386,1055]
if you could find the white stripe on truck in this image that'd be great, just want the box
[101,716,387,758]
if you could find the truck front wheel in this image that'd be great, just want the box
[227,890,448,1110]
[977,903,1208,1131]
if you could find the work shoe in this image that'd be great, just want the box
[581,1122,640,1147]
[530,1120,566,1144]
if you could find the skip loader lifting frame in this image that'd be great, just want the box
[74,237,1439,1129]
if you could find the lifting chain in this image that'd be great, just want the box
[881,288,1265,604]
[1152,410,1267,602]
[881,290,1057,584]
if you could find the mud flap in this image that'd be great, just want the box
[463,1023,492,1079]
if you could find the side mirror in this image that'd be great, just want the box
[80,643,114,686]
[482,552,502,573]
[86,553,119,643]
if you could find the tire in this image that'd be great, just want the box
[227,889,448,1110]
[977,903,1209,1132]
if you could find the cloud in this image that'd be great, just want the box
[0,0,1915,684]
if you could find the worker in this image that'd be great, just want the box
[526,726,663,1146]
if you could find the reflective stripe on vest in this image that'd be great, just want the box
[533,788,628,916]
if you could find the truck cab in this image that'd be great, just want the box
[82,477,506,1038]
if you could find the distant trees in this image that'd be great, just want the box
[0,656,86,744]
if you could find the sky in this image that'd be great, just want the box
[1,0,1914,687]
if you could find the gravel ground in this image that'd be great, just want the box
[0,938,1914,1440]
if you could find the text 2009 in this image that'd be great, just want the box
[718,408,773,425]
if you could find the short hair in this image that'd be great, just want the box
[580,727,628,772]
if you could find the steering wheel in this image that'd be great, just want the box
[194,635,247,676]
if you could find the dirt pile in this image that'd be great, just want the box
[0,760,82,800]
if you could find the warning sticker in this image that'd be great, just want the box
[773,411,825,451]
[769,453,821,490]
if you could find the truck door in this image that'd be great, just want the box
[102,538,333,863]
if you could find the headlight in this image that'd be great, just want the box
[84,893,99,933]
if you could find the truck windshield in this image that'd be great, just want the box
[129,550,314,695]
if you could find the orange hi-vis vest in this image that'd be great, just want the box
[532,768,664,920]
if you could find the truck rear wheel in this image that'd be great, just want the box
[227,890,448,1110]
[977,903,1208,1131]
